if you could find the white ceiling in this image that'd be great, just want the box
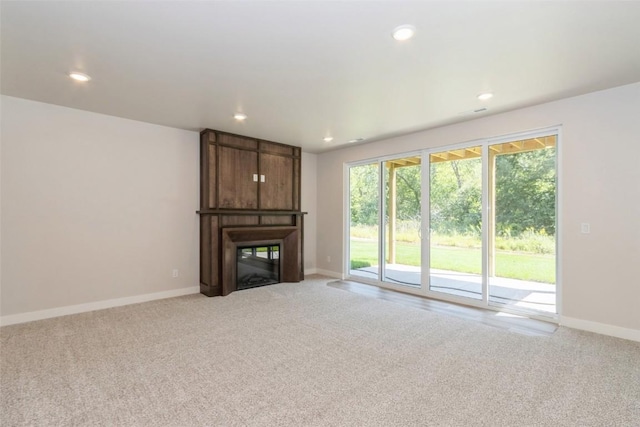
[2,1,640,153]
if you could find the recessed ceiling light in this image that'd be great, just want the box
[392,25,416,41]
[478,92,493,101]
[323,136,333,143]
[233,112,247,121]
[69,72,91,82]
[348,138,364,144]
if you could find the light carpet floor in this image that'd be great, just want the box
[1,275,639,426]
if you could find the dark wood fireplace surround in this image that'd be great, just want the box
[197,129,305,296]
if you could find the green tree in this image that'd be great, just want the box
[392,164,421,221]
[430,158,482,235]
[350,163,379,226]
[350,147,556,238]
[495,148,556,236]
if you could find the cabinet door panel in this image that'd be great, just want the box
[219,146,258,209]
[260,153,293,210]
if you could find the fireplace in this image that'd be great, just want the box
[237,245,280,290]
[197,129,305,297]
[220,226,301,296]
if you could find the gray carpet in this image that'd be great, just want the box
[2,275,639,426]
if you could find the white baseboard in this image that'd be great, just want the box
[0,286,200,327]
[561,316,640,342]
[304,268,318,275]
[310,268,344,279]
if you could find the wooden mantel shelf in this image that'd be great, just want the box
[197,209,307,216]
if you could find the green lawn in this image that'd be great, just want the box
[350,240,555,284]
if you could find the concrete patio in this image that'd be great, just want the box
[350,264,556,314]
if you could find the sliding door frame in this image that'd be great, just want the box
[344,159,380,285]
[344,126,561,322]
[345,151,423,286]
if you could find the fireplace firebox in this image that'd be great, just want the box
[219,226,301,296]
[237,245,280,290]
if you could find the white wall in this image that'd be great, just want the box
[0,96,321,322]
[301,152,318,273]
[0,97,3,316]
[3,84,638,337]
[316,83,640,334]
[1,96,200,318]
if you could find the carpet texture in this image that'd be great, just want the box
[2,275,639,426]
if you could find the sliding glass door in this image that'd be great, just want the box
[349,162,380,281]
[487,136,557,313]
[347,129,558,317]
[382,156,422,287]
[428,147,483,300]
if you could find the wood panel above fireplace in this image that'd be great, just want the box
[197,129,306,297]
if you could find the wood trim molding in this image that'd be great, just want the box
[197,210,307,216]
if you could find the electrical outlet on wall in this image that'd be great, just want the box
[326,256,331,263]
[172,269,179,278]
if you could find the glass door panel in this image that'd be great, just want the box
[346,130,558,319]
[382,156,421,287]
[429,147,483,300]
[488,136,557,314]
[349,163,380,280]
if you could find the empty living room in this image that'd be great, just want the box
[1,1,639,426]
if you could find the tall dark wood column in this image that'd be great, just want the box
[197,129,306,297]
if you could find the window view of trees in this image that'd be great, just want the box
[349,163,379,227]
[349,146,556,284]
[351,148,555,237]
[495,148,556,236]
[430,148,556,238]
[349,163,423,226]
[430,158,481,236]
